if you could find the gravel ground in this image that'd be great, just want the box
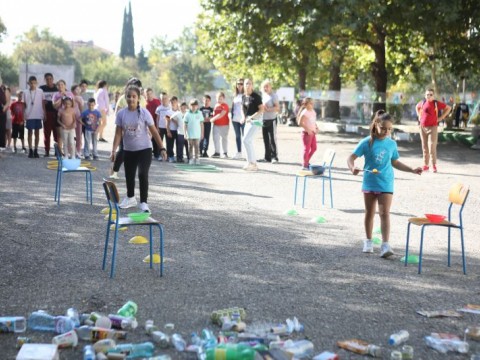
[0,119,479,359]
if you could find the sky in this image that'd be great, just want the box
[0,0,202,56]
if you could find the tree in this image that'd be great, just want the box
[0,17,6,42]
[120,2,135,58]
[137,46,150,72]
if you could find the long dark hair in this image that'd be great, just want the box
[125,85,141,116]
[296,97,314,123]
[369,110,393,147]
[234,78,244,95]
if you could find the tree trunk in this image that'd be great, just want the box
[325,58,342,120]
[371,28,387,113]
[297,52,309,93]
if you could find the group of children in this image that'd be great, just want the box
[5,75,103,160]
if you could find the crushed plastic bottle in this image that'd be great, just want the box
[145,320,158,334]
[0,316,26,333]
[202,329,218,349]
[93,339,116,353]
[152,331,170,348]
[389,330,409,346]
[107,342,155,359]
[313,351,339,360]
[171,333,187,351]
[206,343,258,360]
[424,335,469,354]
[75,325,127,342]
[283,339,315,358]
[27,311,75,334]
[108,314,138,330]
[66,308,80,328]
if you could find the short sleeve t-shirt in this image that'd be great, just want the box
[232,94,243,122]
[200,106,214,123]
[299,109,317,132]
[116,108,154,151]
[171,111,185,136]
[10,101,26,125]
[24,88,45,120]
[184,110,204,139]
[353,136,399,193]
[155,104,171,129]
[242,92,263,117]
[416,100,447,127]
[81,109,102,132]
[39,84,58,112]
[213,102,229,126]
[262,92,278,120]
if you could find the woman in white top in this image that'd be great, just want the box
[95,80,110,142]
[231,78,245,159]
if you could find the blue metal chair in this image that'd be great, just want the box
[293,149,336,208]
[54,144,92,205]
[102,181,165,278]
[405,183,470,274]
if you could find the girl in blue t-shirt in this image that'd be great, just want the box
[347,110,422,258]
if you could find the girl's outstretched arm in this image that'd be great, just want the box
[392,159,423,174]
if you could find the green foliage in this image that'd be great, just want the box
[0,17,6,41]
[137,46,150,72]
[0,54,18,85]
[82,56,136,87]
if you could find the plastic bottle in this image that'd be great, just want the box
[171,333,187,351]
[390,351,402,360]
[152,331,170,348]
[144,320,157,334]
[283,339,315,358]
[206,343,257,360]
[191,332,202,346]
[93,339,116,353]
[0,316,26,333]
[424,336,469,354]
[401,345,414,360]
[117,301,138,318]
[107,342,155,358]
[201,329,218,349]
[75,325,127,342]
[83,345,95,360]
[389,330,409,346]
[27,311,75,334]
[66,308,80,328]
[366,345,383,358]
[108,315,138,330]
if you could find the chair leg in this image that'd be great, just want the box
[102,221,112,271]
[328,176,333,208]
[88,172,93,204]
[405,223,412,267]
[447,226,451,267]
[322,176,325,206]
[149,226,153,270]
[460,227,466,275]
[57,172,63,205]
[418,226,426,274]
[159,224,164,277]
[302,177,307,208]
[54,170,60,201]
[110,226,120,278]
[293,176,298,205]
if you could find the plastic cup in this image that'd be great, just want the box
[95,316,112,329]
[52,329,78,348]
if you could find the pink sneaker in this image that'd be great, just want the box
[433,165,437,173]
[423,165,429,171]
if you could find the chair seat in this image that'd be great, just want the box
[116,216,162,226]
[408,217,458,227]
[62,166,90,172]
[296,170,316,177]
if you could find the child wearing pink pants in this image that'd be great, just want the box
[298,97,319,169]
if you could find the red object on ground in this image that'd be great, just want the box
[425,214,446,223]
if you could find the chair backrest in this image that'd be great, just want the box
[103,181,120,206]
[448,183,469,206]
[321,149,336,168]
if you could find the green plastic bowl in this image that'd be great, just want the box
[401,255,419,264]
[127,212,150,222]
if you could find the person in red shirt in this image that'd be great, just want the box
[10,90,27,153]
[210,92,230,158]
[415,88,451,173]
[146,88,162,160]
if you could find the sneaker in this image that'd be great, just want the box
[243,163,258,171]
[363,240,374,253]
[93,156,99,160]
[98,138,108,143]
[380,242,394,258]
[257,159,268,163]
[28,149,34,158]
[33,149,39,158]
[433,165,437,173]
[232,152,243,160]
[211,153,221,158]
[76,153,83,159]
[154,156,160,161]
[201,152,209,158]
[168,157,175,163]
[119,196,137,209]
[139,202,151,213]
[43,152,50,157]
[423,165,429,171]
[222,153,228,159]
[84,156,91,160]
[22,147,27,154]
[108,172,119,180]
[189,159,195,165]
[13,147,17,153]
[195,158,201,165]
[272,158,279,164]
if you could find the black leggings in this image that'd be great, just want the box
[124,148,152,203]
[262,119,278,161]
[113,140,124,172]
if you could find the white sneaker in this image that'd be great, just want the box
[222,153,228,159]
[232,152,243,160]
[189,159,194,165]
[363,240,374,253]
[139,202,151,213]
[195,158,201,165]
[243,163,258,171]
[380,242,394,258]
[272,158,279,164]
[108,172,119,180]
[119,196,137,209]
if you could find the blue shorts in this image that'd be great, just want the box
[26,119,43,130]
